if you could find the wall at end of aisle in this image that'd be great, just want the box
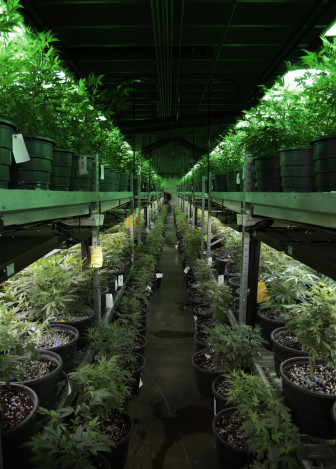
[161,178,179,205]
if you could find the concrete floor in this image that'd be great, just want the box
[124,212,219,469]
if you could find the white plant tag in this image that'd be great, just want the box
[100,165,104,179]
[156,273,163,278]
[184,266,190,274]
[205,354,211,359]
[207,257,213,266]
[79,156,88,175]
[115,279,118,291]
[146,285,152,291]
[236,173,240,184]
[214,397,217,415]
[12,134,30,163]
[106,294,113,308]
[218,275,224,284]
[175,243,178,250]
[139,375,143,388]
[6,263,15,277]
[118,275,123,287]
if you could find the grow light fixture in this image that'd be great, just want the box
[324,21,336,37]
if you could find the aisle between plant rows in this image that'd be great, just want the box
[124,211,219,469]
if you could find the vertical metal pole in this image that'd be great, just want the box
[137,174,142,244]
[156,188,159,216]
[207,172,212,259]
[91,156,101,326]
[239,155,252,325]
[201,176,205,258]
[130,172,135,244]
[247,235,261,326]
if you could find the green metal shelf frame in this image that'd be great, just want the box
[0,189,134,226]
[181,191,336,230]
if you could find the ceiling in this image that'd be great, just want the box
[20,0,336,178]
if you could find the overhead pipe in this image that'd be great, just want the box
[197,0,238,113]
[174,0,185,120]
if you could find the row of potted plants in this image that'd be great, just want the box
[176,206,336,466]
[0,204,167,467]
[0,0,162,191]
[179,36,336,193]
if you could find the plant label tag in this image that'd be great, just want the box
[115,279,118,291]
[175,243,178,250]
[184,266,190,274]
[139,375,143,388]
[146,285,152,291]
[156,273,163,278]
[236,173,240,184]
[12,134,30,163]
[106,294,113,308]
[100,165,104,180]
[118,275,123,287]
[89,246,103,267]
[6,263,15,277]
[79,156,88,175]
[218,275,224,284]
[207,257,213,266]
[214,397,217,415]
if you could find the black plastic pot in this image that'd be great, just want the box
[1,382,39,466]
[278,146,315,192]
[102,412,133,469]
[195,316,216,333]
[0,118,16,188]
[100,167,114,192]
[23,350,63,409]
[213,174,228,192]
[216,255,232,275]
[52,309,94,350]
[69,154,95,191]
[192,351,222,398]
[11,134,55,189]
[212,407,250,469]
[193,304,211,318]
[311,134,336,191]
[128,352,146,399]
[50,148,73,190]
[332,401,336,430]
[118,172,129,191]
[254,154,282,192]
[212,375,230,414]
[226,171,241,192]
[280,357,336,438]
[257,309,286,351]
[189,293,209,310]
[40,324,79,373]
[270,327,308,377]
[228,276,240,291]
[194,330,208,351]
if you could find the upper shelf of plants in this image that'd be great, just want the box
[178,35,336,230]
[0,1,162,228]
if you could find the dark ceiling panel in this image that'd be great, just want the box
[19,0,336,177]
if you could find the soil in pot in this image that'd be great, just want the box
[129,334,146,356]
[189,293,209,310]
[192,351,224,398]
[21,350,63,409]
[271,327,308,377]
[52,308,94,350]
[193,304,211,318]
[101,410,133,469]
[212,407,250,469]
[1,383,39,467]
[37,324,79,373]
[212,375,231,414]
[280,357,336,438]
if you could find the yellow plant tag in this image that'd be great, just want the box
[89,246,103,268]
[257,281,270,303]
[126,215,140,227]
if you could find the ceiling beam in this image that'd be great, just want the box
[174,138,206,156]
[142,138,174,155]
[118,110,240,133]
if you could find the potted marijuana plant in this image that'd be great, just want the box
[212,370,301,469]
[192,324,264,397]
[279,282,336,438]
[69,355,134,468]
[26,407,113,469]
